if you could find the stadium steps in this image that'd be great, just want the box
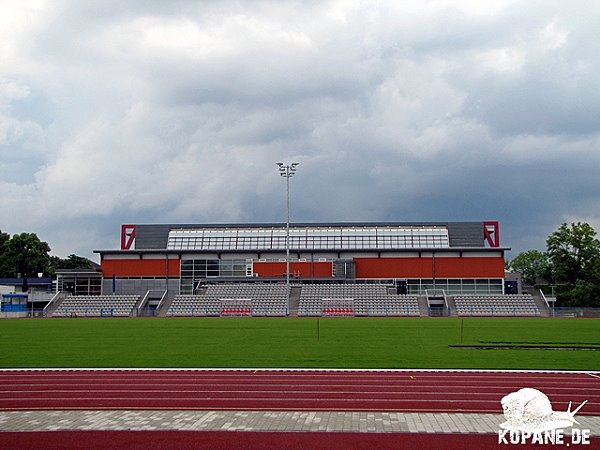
[287,286,301,317]
[196,286,208,295]
[445,296,458,316]
[532,294,551,317]
[43,292,69,317]
[130,294,147,317]
[417,296,430,316]
[155,293,176,317]
[133,290,168,317]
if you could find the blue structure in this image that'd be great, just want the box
[1,293,28,312]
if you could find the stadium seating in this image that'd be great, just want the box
[166,294,221,316]
[298,284,420,317]
[49,286,540,319]
[453,294,540,317]
[167,284,288,317]
[52,295,140,317]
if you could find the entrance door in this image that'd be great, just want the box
[64,282,76,295]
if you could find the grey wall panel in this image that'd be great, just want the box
[134,225,171,249]
[102,278,178,295]
[447,222,483,247]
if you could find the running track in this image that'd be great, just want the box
[1,369,598,414]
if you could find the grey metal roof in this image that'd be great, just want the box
[0,277,52,286]
[95,221,508,253]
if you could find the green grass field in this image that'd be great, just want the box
[1,317,598,370]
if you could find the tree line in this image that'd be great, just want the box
[0,230,93,278]
[507,222,600,307]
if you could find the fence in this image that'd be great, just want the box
[0,308,46,319]
[549,308,600,318]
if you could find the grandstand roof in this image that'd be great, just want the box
[0,277,53,287]
[95,221,510,254]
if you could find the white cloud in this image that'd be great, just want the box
[0,79,31,108]
[477,47,525,73]
[0,114,43,147]
[103,14,315,61]
[435,0,519,18]
[0,1,50,75]
[0,0,599,258]
[540,21,568,51]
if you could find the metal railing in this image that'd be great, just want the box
[42,291,63,316]
[549,308,600,318]
[135,291,151,316]
[539,289,555,308]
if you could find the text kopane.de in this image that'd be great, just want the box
[498,429,591,446]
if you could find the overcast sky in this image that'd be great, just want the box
[1,0,599,260]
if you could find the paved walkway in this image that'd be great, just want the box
[1,410,599,435]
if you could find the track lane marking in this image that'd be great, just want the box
[2,369,599,415]
[2,389,597,398]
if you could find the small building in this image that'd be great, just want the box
[0,277,53,316]
[55,269,103,296]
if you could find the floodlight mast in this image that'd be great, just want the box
[276,162,299,297]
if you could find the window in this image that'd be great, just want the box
[168,225,450,251]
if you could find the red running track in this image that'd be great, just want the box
[0,430,563,450]
[0,369,598,414]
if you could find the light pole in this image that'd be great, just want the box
[276,162,299,291]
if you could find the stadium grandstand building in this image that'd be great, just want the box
[86,221,510,297]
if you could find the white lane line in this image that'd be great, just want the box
[1,368,599,374]
[0,384,511,394]
[0,396,502,404]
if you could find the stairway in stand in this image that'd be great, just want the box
[417,296,430,316]
[287,285,302,317]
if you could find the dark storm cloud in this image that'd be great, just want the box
[462,61,600,136]
[0,0,599,259]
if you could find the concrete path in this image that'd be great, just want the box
[1,410,599,435]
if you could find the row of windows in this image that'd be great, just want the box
[57,277,102,296]
[179,275,503,295]
[168,227,450,250]
[170,227,448,237]
[181,259,249,274]
[170,237,448,250]
[406,279,503,295]
[181,259,250,293]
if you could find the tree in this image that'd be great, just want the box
[0,230,8,249]
[508,250,551,286]
[546,222,600,284]
[561,279,600,307]
[0,229,10,276]
[546,222,600,306]
[1,232,52,278]
[48,254,94,277]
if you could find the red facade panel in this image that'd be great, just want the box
[102,259,180,277]
[354,257,505,279]
[101,256,504,280]
[253,261,333,278]
[434,257,505,278]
